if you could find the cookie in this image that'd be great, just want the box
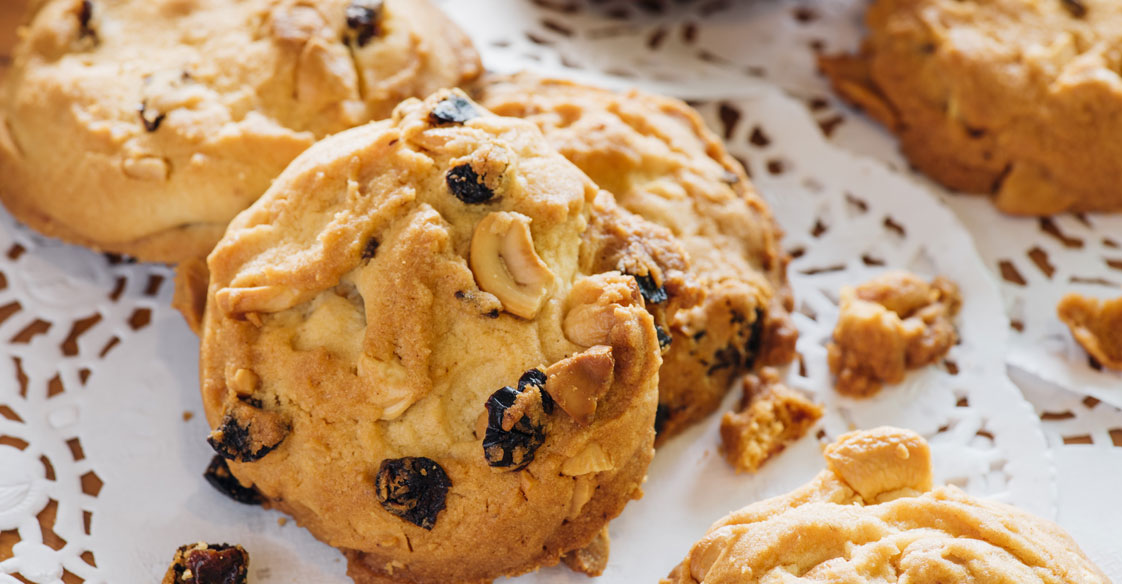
[0,0,480,262]
[477,75,798,443]
[828,271,960,397]
[162,543,249,584]
[820,0,1122,215]
[719,367,822,473]
[665,427,1109,584]
[196,90,681,583]
[1057,292,1122,370]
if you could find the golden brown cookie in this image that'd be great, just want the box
[820,0,1122,215]
[1057,292,1122,370]
[665,427,1109,584]
[719,368,822,473]
[477,75,798,443]
[196,90,684,583]
[828,271,960,397]
[0,0,480,262]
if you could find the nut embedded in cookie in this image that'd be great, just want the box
[1057,292,1122,370]
[664,427,1110,584]
[828,271,961,397]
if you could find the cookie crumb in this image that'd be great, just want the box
[827,271,961,396]
[720,368,823,472]
[1057,293,1122,370]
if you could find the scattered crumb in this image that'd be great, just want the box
[720,368,823,473]
[827,271,961,396]
[277,517,288,527]
[1057,293,1122,370]
[183,411,194,422]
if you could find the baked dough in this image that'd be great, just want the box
[666,427,1109,584]
[0,0,480,261]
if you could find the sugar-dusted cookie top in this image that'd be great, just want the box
[0,0,480,261]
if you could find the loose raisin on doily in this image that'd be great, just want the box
[165,543,249,584]
[483,384,546,470]
[138,101,166,132]
[345,0,384,47]
[429,94,479,126]
[1061,0,1087,18]
[630,273,668,304]
[743,307,766,369]
[203,455,265,506]
[207,400,289,463]
[446,164,495,204]
[375,457,451,530]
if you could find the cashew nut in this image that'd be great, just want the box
[215,285,304,317]
[470,212,555,319]
[546,345,614,426]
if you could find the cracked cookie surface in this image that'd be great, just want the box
[665,427,1108,584]
[194,90,681,583]
[477,75,797,443]
[0,0,480,261]
[821,0,1122,215]
[828,271,960,397]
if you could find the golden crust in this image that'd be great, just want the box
[665,427,1109,584]
[0,0,480,262]
[197,91,687,583]
[476,74,797,443]
[820,0,1122,215]
[828,272,961,397]
[1057,292,1122,370]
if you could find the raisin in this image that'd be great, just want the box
[654,403,671,437]
[446,164,495,204]
[743,307,766,369]
[483,385,546,470]
[375,457,451,530]
[708,344,742,375]
[345,0,384,47]
[77,0,98,43]
[518,368,552,414]
[138,101,166,132]
[362,237,380,260]
[429,95,479,125]
[1061,0,1087,18]
[166,543,249,584]
[656,325,673,350]
[207,400,288,463]
[203,455,265,506]
[631,273,668,304]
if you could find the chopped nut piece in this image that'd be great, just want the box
[720,368,823,473]
[561,527,610,577]
[227,368,260,397]
[1057,292,1122,370]
[162,542,249,584]
[827,272,961,397]
[215,285,305,318]
[545,345,614,426]
[562,273,644,347]
[561,442,613,476]
[470,212,555,319]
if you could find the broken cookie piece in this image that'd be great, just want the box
[720,368,823,473]
[828,271,961,397]
[1057,292,1122,370]
[162,542,249,584]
